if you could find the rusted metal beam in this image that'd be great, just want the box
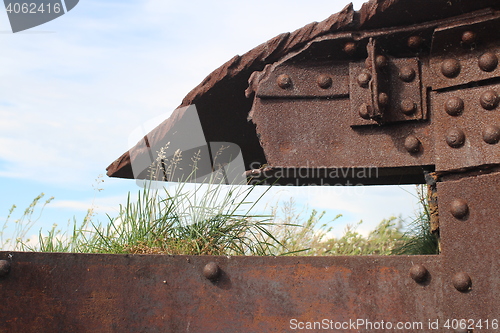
[0,252,443,332]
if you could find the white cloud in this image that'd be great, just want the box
[1,0,369,188]
[1,0,419,238]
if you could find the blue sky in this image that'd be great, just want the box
[0,0,422,248]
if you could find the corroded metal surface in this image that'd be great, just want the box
[106,0,500,182]
[438,171,500,326]
[249,9,500,185]
[0,252,443,332]
[8,0,499,331]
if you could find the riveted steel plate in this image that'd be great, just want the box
[256,61,349,98]
[429,13,500,90]
[350,58,424,126]
[432,83,500,171]
[438,171,500,326]
[0,252,443,333]
[251,98,434,172]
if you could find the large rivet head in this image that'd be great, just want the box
[478,52,498,72]
[0,260,10,277]
[317,75,332,89]
[446,129,465,148]
[483,125,500,144]
[343,42,357,55]
[409,264,428,283]
[277,74,292,89]
[399,66,416,82]
[407,36,424,49]
[453,272,472,292]
[203,262,221,281]
[404,135,421,154]
[400,99,416,115]
[450,198,469,219]
[378,92,389,107]
[445,97,464,116]
[359,103,371,120]
[480,90,499,110]
[461,31,477,44]
[375,55,388,69]
[441,59,461,78]
[357,71,372,87]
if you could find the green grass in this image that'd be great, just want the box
[1,170,438,256]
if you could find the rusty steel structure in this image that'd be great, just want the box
[3,0,500,331]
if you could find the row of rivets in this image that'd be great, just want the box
[443,90,500,146]
[444,127,500,147]
[276,74,335,90]
[445,92,499,115]
[449,193,472,294]
[344,36,425,55]
[358,70,418,119]
[409,264,472,292]
[441,53,499,78]
[207,262,473,294]
[398,65,417,117]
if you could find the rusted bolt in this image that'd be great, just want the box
[203,262,221,281]
[404,135,421,154]
[483,125,500,144]
[0,260,10,277]
[378,92,389,107]
[450,198,469,219]
[446,129,465,148]
[359,103,371,120]
[478,52,498,72]
[452,272,472,292]
[461,30,476,44]
[277,74,292,89]
[375,55,388,69]
[480,90,499,110]
[445,97,464,116]
[409,264,428,283]
[441,59,461,78]
[343,42,357,55]
[400,99,416,115]
[407,35,423,49]
[399,66,416,82]
[317,75,332,89]
[357,71,371,87]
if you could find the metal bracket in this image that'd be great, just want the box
[350,39,424,126]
